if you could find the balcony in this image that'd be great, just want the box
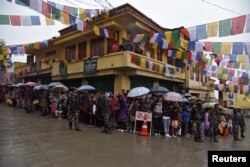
[51,51,185,82]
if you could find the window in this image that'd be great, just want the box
[78,42,87,60]
[65,45,76,62]
[90,37,104,57]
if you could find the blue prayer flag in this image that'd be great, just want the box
[232,42,243,54]
[196,24,207,40]
[31,16,41,25]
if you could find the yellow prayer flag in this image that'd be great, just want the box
[165,31,171,42]
[0,54,4,61]
[3,46,9,55]
[45,17,55,25]
[240,63,247,70]
[221,42,232,55]
[79,9,86,20]
[34,42,40,50]
[152,42,158,49]
[176,51,182,59]
[138,35,144,42]
[222,74,228,81]
[60,11,69,25]
[237,55,247,63]
[229,84,234,93]
[180,37,188,50]
[93,26,100,36]
[202,53,206,61]
[207,22,218,37]
[216,67,222,74]
[141,58,146,68]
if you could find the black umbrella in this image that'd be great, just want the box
[150,86,169,93]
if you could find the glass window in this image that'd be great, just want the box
[90,37,104,57]
[65,45,76,62]
[78,42,87,60]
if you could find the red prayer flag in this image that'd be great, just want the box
[108,30,114,39]
[204,42,213,52]
[10,15,21,26]
[228,69,235,77]
[232,15,246,35]
[63,6,72,14]
[130,54,136,63]
[42,1,52,18]
[227,62,233,68]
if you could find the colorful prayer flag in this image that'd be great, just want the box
[10,15,21,26]
[30,16,41,25]
[245,14,250,33]
[231,15,246,35]
[42,1,52,18]
[221,42,232,55]
[212,42,221,54]
[187,26,196,41]
[219,19,231,37]
[30,0,42,13]
[0,15,10,25]
[230,54,237,62]
[204,42,213,52]
[45,17,55,25]
[232,42,243,54]
[196,24,207,40]
[207,22,218,37]
[195,42,203,52]
[244,42,250,54]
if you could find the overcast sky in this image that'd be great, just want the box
[0,0,250,62]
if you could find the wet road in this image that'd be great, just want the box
[0,104,250,167]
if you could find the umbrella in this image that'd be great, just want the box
[183,92,191,97]
[52,85,68,92]
[164,92,183,102]
[25,82,37,87]
[48,82,64,87]
[221,108,233,115]
[33,85,48,91]
[15,83,26,87]
[202,102,222,109]
[127,87,150,97]
[77,85,95,92]
[150,86,169,93]
[182,97,189,103]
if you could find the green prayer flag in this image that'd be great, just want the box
[52,7,61,21]
[181,52,186,60]
[219,19,231,37]
[213,42,222,54]
[71,8,78,16]
[0,15,10,25]
[223,68,228,74]
[135,55,141,66]
[233,62,240,69]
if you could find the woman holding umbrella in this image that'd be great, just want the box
[40,90,48,116]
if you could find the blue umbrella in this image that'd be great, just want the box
[77,85,96,92]
[150,86,169,93]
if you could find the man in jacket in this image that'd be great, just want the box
[190,99,203,142]
[68,91,81,131]
[209,104,220,142]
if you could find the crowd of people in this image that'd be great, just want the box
[0,86,246,142]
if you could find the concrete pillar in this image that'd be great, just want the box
[119,29,127,44]
[114,75,130,96]
[104,38,108,55]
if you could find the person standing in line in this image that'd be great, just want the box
[68,91,81,131]
[182,104,190,137]
[208,104,220,142]
[238,109,246,139]
[39,90,48,116]
[232,108,241,141]
[162,101,172,138]
[190,99,203,142]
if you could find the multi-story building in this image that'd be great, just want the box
[14,3,210,98]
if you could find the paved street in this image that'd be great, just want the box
[0,104,250,167]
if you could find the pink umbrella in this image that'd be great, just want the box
[25,82,37,87]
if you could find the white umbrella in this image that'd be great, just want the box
[127,87,150,97]
[164,92,183,102]
[48,82,64,87]
[52,85,68,92]
[77,85,96,92]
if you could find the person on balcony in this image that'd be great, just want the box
[111,41,120,53]
[134,43,143,55]
[119,38,133,52]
